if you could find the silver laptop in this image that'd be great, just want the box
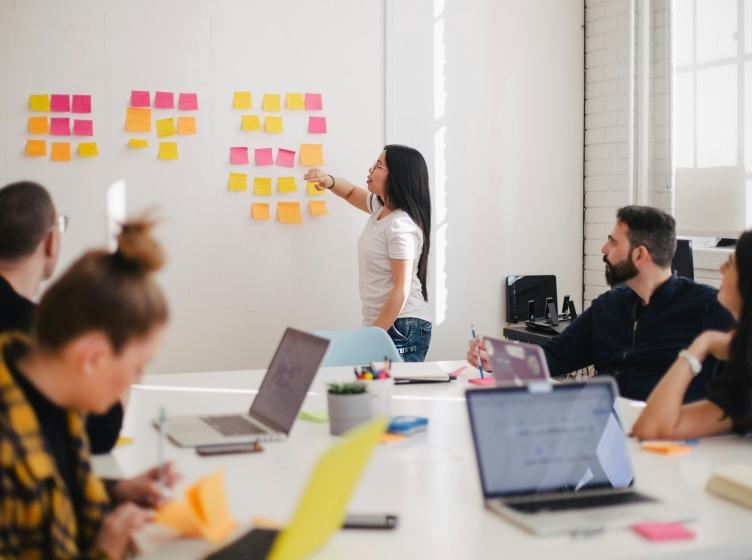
[466,379,694,536]
[162,328,329,447]
[484,337,551,385]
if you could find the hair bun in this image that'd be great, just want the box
[115,217,165,274]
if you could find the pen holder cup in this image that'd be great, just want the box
[357,378,394,420]
[327,392,372,436]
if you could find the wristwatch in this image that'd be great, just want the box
[678,349,702,376]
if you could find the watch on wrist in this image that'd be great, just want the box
[678,349,702,376]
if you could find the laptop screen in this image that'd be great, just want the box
[485,337,551,384]
[249,328,329,434]
[466,381,634,498]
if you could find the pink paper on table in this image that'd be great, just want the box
[276,148,296,168]
[254,148,273,166]
[308,116,327,133]
[72,94,91,113]
[50,94,70,112]
[304,93,323,111]
[632,522,695,541]
[50,117,70,136]
[73,119,93,136]
[154,91,175,109]
[131,90,150,107]
[178,93,198,110]
[230,147,249,165]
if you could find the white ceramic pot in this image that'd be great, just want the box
[327,392,372,435]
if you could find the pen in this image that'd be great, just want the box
[470,324,484,379]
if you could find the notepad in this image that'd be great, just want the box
[371,362,450,383]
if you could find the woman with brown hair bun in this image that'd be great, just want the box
[0,218,180,560]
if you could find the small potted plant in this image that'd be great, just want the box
[327,382,371,435]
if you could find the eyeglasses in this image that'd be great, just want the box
[369,160,387,172]
[57,215,69,233]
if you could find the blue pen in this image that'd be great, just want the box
[471,324,484,379]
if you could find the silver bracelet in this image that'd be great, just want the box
[678,349,702,376]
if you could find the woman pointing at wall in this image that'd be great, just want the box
[304,145,432,361]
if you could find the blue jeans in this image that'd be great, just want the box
[387,318,432,362]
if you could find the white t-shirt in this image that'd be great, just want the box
[357,193,431,326]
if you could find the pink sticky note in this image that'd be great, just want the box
[50,94,70,112]
[154,91,175,109]
[50,117,71,136]
[276,148,296,168]
[304,93,323,110]
[178,93,198,110]
[230,147,249,165]
[73,119,93,136]
[131,90,150,107]
[72,94,91,113]
[308,116,327,133]
[255,148,273,166]
[468,378,496,387]
[632,522,695,541]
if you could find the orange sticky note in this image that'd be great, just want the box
[379,432,407,445]
[50,142,71,162]
[307,181,325,196]
[253,177,272,196]
[126,107,152,132]
[25,139,46,157]
[177,116,197,135]
[640,442,693,455]
[300,143,324,166]
[29,94,50,112]
[251,203,270,221]
[228,172,248,192]
[277,202,303,224]
[77,142,99,158]
[28,116,49,135]
[309,200,328,216]
[241,114,260,131]
[158,142,178,160]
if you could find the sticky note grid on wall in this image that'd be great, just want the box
[125,90,199,159]
[26,93,97,161]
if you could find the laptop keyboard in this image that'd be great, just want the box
[507,492,654,513]
[201,415,266,436]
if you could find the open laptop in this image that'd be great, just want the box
[484,337,551,386]
[162,328,329,447]
[466,379,694,536]
[205,417,387,560]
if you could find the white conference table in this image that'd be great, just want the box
[93,361,752,559]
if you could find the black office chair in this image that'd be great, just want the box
[672,239,694,280]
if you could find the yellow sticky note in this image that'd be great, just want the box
[177,116,197,135]
[241,114,260,131]
[286,93,305,110]
[253,177,272,196]
[158,141,178,160]
[128,138,148,149]
[277,202,303,224]
[300,143,324,166]
[29,94,50,112]
[25,139,46,157]
[78,142,99,157]
[28,116,49,135]
[51,142,71,162]
[233,91,252,109]
[156,117,177,137]
[307,181,325,196]
[278,176,298,193]
[309,200,328,216]
[126,107,152,132]
[263,93,281,112]
[116,436,134,447]
[251,203,270,221]
[228,172,248,192]
[264,116,283,133]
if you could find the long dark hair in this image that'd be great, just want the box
[381,145,431,301]
[711,230,752,427]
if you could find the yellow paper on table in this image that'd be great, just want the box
[253,177,272,196]
[228,172,248,192]
[126,108,152,132]
[25,139,46,157]
[233,91,252,110]
[251,203,270,221]
[156,117,177,137]
[262,93,281,112]
[29,94,50,112]
[278,176,297,193]
[28,116,49,135]
[177,116,197,135]
[277,202,303,224]
[641,442,693,455]
[158,142,178,160]
[307,181,325,196]
[264,116,283,133]
[309,200,328,216]
[51,142,71,162]
[241,114,260,131]
[300,143,324,166]
[77,142,99,157]
[128,138,148,149]
[286,93,305,110]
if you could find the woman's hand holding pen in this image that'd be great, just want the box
[303,168,333,191]
[467,336,492,372]
[110,461,182,508]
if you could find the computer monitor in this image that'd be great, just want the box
[672,239,694,280]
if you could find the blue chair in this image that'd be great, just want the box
[314,327,403,367]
